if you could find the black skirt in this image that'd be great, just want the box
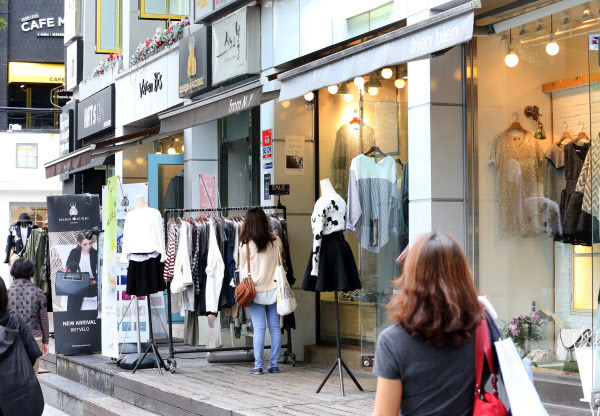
[302,231,361,292]
[126,256,166,296]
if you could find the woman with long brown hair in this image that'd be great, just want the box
[239,207,285,375]
[372,232,481,416]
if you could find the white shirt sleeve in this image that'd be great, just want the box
[346,158,362,232]
[310,200,326,276]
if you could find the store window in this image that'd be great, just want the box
[139,0,190,20]
[16,144,38,169]
[96,0,122,53]
[316,65,408,351]
[10,205,47,228]
[8,84,60,130]
[473,3,598,377]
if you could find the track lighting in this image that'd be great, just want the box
[518,25,527,40]
[582,4,596,23]
[337,83,349,95]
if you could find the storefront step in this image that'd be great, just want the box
[545,403,594,416]
[39,372,156,416]
[534,372,589,410]
[303,344,369,372]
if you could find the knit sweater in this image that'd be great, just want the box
[239,237,284,293]
[120,207,166,263]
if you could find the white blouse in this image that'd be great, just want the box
[310,192,346,276]
[119,207,166,263]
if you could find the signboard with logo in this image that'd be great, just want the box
[59,111,71,181]
[117,50,184,126]
[211,6,260,85]
[64,0,82,44]
[47,194,102,355]
[65,39,83,92]
[194,0,215,23]
[8,1,64,62]
[78,85,115,140]
[178,27,211,98]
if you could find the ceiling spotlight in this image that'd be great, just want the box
[500,32,508,44]
[155,144,162,154]
[337,82,349,95]
[304,91,314,101]
[546,16,559,56]
[344,94,353,102]
[561,15,571,30]
[582,4,596,23]
[401,69,408,80]
[353,76,365,88]
[381,68,393,79]
[395,79,406,89]
[534,20,544,36]
[327,85,339,94]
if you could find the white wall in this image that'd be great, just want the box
[0,132,61,284]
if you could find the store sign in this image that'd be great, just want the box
[47,194,102,355]
[211,6,260,85]
[139,72,163,98]
[269,184,290,195]
[119,51,183,125]
[178,27,210,98]
[64,0,82,44]
[65,39,83,92]
[78,85,114,140]
[262,129,272,159]
[59,112,70,181]
[194,0,215,23]
[21,14,64,37]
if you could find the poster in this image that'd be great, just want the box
[285,136,305,175]
[199,174,217,209]
[47,194,101,355]
[101,177,118,357]
[262,129,273,160]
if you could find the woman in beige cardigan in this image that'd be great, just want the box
[239,207,285,375]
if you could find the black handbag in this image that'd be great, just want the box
[55,262,97,297]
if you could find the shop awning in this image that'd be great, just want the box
[8,62,65,84]
[44,146,95,178]
[158,80,263,135]
[277,2,475,102]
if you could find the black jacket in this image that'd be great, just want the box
[4,222,38,263]
[0,310,44,416]
[66,247,98,280]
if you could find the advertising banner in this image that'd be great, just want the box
[47,194,101,355]
[285,136,305,175]
[101,177,118,357]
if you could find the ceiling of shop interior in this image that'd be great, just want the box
[476,0,563,25]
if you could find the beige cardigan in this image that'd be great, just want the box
[239,237,285,293]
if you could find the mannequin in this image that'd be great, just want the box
[4,212,38,265]
[320,178,335,195]
[135,195,147,209]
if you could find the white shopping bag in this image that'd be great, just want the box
[275,251,297,316]
[495,338,549,416]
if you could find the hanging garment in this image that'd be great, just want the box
[4,221,38,264]
[489,132,545,238]
[23,228,49,294]
[543,143,566,206]
[346,155,399,252]
[560,142,590,244]
[163,171,184,210]
[398,161,409,252]
[171,222,194,314]
[163,221,178,280]
[205,219,225,315]
[332,123,375,195]
[302,231,361,292]
[120,207,166,263]
[575,140,600,214]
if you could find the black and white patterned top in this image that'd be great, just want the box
[310,193,346,276]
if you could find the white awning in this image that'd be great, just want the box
[277,2,475,102]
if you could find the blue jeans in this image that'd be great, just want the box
[248,301,281,368]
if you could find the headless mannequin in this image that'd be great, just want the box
[20,221,29,247]
[136,195,147,209]
[320,178,336,196]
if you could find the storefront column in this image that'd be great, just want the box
[183,122,219,208]
[407,44,466,248]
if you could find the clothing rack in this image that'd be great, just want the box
[162,203,296,373]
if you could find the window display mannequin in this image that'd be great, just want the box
[302,179,361,292]
[4,213,38,265]
[120,195,166,296]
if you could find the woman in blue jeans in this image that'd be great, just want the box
[239,207,286,374]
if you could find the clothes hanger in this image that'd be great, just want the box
[363,137,403,165]
[575,121,590,143]
[557,122,573,145]
[504,112,527,134]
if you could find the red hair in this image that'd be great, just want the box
[388,232,481,347]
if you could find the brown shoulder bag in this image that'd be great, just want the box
[234,243,256,307]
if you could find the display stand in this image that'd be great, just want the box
[132,295,167,373]
[316,291,363,396]
[162,203,296,373]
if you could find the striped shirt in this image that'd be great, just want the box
[346,155,399,252]
[163,221,178,280]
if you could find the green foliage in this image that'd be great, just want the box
[0,1,6,30]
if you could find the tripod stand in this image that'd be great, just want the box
[316,291,363,396]
[132,295,167,374]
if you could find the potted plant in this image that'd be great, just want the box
[501,314,544,357]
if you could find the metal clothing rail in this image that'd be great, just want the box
[163,203,296,372]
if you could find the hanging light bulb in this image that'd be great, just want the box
[327,85,339,94]
[395,78,406,89]
[304,91,314,101]
[368,87,378,96]
[546,16,559,56]
[167,140,176,154]
[344,94,353,102]
[353,76,365,88]
[505,30,519,67]
[380,68,393,79]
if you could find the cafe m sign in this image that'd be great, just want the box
[77,85,115,141]
[21,14,64,37]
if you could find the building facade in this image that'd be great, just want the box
[50,0,599,404]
